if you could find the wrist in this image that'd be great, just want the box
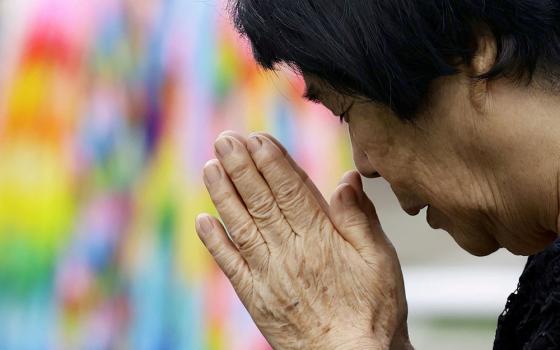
[313,335,385,350]
[309,322,413,350]
[390,322,414,350]
[309,326,388,350]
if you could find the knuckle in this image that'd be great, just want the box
[205,242,219,256]
[222,258,246,282]
[276,179,304,205]
[288,203,321,233]
[228,161,251,182]
[229,217,254,238]
[343,211,369,229]
[236,228,264,253]
[259,214,286,232]
[247,191,276,218]
[213,189,236,208]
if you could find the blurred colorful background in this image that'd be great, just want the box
[0,1,530,349]
[0,0,350,349]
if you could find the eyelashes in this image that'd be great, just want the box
[302,89,351,125]
[338,109,350,125]
[338,101,354,124]
[303,87,322,103]
[302,85,352,125]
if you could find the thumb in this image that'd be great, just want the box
[337,170,381,230]
[329,183,377,254]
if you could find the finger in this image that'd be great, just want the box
[195,213,251,285]
[203,159,269,267]
[337,173,391,249]
[218,130,247,146]
[213,135,292,246]
[222,130,329,214]
[247,134,327,234]
[258,132,329,213]
[329,183,377,255]
[338,170,363,198]
[338,170,380,225]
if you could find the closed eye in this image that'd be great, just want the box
[338,112,346,124]
[337,101,354,124]
[303,84,322,103]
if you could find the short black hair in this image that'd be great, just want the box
[229,1,560,119]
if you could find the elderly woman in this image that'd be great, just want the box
[194,1,560,349]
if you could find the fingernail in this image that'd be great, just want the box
[204,162,221,183]
[196,215,214,235]
[247,135,262,154]
[215,137,233,157]
[340,185,357,206]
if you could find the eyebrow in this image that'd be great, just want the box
[302,83,322,103]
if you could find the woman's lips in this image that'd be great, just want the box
[403,203,428,216]
[426,205,442,229]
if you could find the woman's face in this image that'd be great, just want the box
[303,73,558,256]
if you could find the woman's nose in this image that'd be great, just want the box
[359,168,381,178]
[351,145,381,178]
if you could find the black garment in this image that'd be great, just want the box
[494,239,560,349]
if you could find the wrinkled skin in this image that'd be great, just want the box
[195,32,560,350]
[301,33,560,257]
[196,131,411,349]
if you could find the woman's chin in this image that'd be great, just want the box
[451,231,501,256]
[462,240,501,257]
[427,206,501,256]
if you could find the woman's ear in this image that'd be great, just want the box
[468,30,498,113]
[471,30,498,76]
